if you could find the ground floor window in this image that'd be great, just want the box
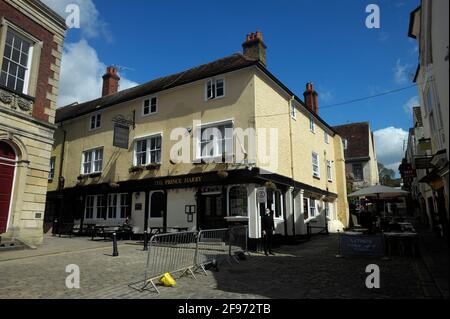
[309,198,317,218]
[303,198,309,220]
[325,201,334,219]
[85,193,128,220]
[267,189,283,218]
[228,185,248,216]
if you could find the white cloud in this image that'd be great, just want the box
[57,40,138,107]
[393,59,412,84]
[403,96,419,114]
[317,86,334,104]
[41,0,111,41]
[373,127,409,175]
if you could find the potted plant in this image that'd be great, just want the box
[109,182,120,189]
[145,163,161,170]
[129,165,144,174]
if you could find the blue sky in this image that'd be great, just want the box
[43,0,421,173]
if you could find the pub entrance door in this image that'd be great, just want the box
[199,193,227,230]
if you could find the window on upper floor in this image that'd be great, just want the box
[205,78,225,100]
[309,116,315,133]
[326,160,333,182]
[342,138,348,150]
[90,113,101,130]
[142,97,158,116]
[0,29,33,94]
[134,134,162,166]
[82,147,103,174]
[291,102,297,119]
[198,121,233,160]
[48,157,55,181]
[324,131,329,144]
[312,152,320,178]
[352,163,363,181]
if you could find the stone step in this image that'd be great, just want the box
[0,238,27,251]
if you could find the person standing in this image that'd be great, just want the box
[261,208,275,256]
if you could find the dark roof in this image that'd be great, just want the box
[56,53,257,122]
[55,52,338,135]
[332,122,371,159]
[408,6,421,39]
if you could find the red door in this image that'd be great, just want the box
[0,142,16,234]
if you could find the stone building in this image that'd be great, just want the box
[332,122,380,191]
[45,31,349,248]
[0,0,65,245]
[405,0,449,236]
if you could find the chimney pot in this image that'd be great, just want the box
[242,30,267,67]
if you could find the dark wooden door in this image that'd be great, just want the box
[200,194,226,229]
[0,142,16,234]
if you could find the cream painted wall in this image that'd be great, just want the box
[49,68,256,191]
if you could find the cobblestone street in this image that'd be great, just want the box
[0,234,438,299]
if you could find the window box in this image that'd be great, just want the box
[145,163,161,170]
[77,174,87,181]
[88,172,101,178]
[129,165,144,174]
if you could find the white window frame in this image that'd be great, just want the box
[324,131,329,144]
[0,26,35,95]
[95,194,105,219]
[325,201,334,220]
[142,96,158,116]
[290,102,297,119]
[227,185,249,217]
[84,195,95,220]
[309,198,317,218]
[312,152,320,178]
[81,147,103,175]
[326,160,333,182]
[205,78,225,101]
[48,157,55,181]
[133,133,163,166]
[342,138,348,150]
[309,116,315,133]
[195,119,234,161]
[89,113,101,131]
[107,193,128,220]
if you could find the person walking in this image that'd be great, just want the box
[261,208,275,256]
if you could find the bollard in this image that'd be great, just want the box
[143,230,148,251]
[335,229,343,258]
[112,232,119,257]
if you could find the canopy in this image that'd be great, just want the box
[348,185,409,198]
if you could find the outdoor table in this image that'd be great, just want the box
[92,225,119,240]
[383,232,418,257]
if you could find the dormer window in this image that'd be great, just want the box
[342,138,348,150]
[206,78,225,100]
[143,97,158,116]
[90,113,101,130]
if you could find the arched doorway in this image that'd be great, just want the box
[0,141,16,234]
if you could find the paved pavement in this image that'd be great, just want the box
[0,234,439,299]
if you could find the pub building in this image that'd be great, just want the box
[45,31,349,249]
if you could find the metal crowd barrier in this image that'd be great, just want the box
[228,226,249,262]
[135,226,249,293]
[195,228,232,275]
[142,231,198,293]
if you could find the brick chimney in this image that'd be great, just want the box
[102,66,120,97]
[303,82,319,114]
[242,31,267,67]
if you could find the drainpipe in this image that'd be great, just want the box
[288,96,296,237]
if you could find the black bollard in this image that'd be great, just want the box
[112,232,119,257]
[143,230,148,251]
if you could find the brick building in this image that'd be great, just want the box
[0,0,66,245]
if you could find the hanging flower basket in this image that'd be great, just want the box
[217,170,228,178]
[109,182,120,189]
[264,181,277,190]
